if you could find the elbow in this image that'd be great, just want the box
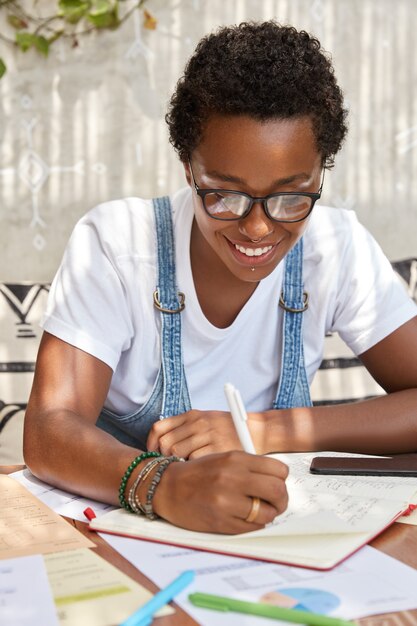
[23,409,49,480]
[23,433,41,479]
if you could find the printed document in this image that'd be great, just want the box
[103,535,417,625]
[44,548,173,626]
[0,554,59,626]
[0,474,93,559]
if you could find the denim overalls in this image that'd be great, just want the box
[97,196,312,448]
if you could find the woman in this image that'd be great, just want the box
[24,22,417,534]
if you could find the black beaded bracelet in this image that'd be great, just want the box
[119,451,161,513]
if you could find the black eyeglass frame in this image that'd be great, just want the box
[189,161,325,223]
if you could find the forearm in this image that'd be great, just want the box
[24,408,144,505]
[23,407,290,534]
[251,388,417,455]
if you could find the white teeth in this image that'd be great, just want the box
[235,244,273,257]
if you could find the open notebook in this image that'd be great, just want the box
[90,451,417,570]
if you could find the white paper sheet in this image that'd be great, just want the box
[101,534,417,625]
[0,554,59,626]
[10,469,116,522]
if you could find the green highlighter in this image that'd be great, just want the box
[188,592,355,626]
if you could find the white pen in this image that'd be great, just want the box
[224,382,256,454]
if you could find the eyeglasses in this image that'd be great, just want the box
[189,161,324,223]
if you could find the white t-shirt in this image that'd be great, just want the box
[42,187,417,414]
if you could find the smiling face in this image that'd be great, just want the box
[185,114,323,285]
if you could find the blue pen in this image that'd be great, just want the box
[120,570,195,626]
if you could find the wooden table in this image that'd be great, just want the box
[2,465,417,625]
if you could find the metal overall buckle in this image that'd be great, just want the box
[279,291,309,313]
[153,290,185,313]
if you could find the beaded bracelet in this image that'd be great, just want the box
[128,457,166,515]
[128,457,161,514]
[143,455,184,520]
[119,451,161,513]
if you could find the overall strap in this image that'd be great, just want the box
[274,237,312,409]
[152,196,191,418]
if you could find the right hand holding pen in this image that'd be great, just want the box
[152,451,289,534]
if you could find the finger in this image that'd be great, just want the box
[226,498,280,534]
[159,431,212,458]
[202,490,275,534]
[194,451,288,513]
[146,413,187,450]
[243,473,289,515]
[241,496,281,526]
[239,479,288,519]
[238,451,290,480]
[188,445,218,459]
[187,441,239,459]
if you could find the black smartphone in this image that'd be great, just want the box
[309,455,417,477]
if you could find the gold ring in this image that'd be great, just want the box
[245,497,261,523]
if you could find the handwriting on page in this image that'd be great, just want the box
[0,475,93,559]
[231,492,394,539]
[271,452,417,502]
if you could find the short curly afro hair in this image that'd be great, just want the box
[166,21,348,168]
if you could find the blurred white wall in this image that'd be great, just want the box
[1,0,416,281]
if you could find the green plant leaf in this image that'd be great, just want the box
[33,35,50,56]
[3,0,151,78]
[15,33,49,56]
[90,0,112,11]
[7,14,28,30]
[16,32,35,52]
[88,5,119,29]
[0,59,6,79]
[58,0,91,24]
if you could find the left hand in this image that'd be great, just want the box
[146,409,252,459]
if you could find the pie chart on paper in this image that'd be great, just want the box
[261,587,340,613]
